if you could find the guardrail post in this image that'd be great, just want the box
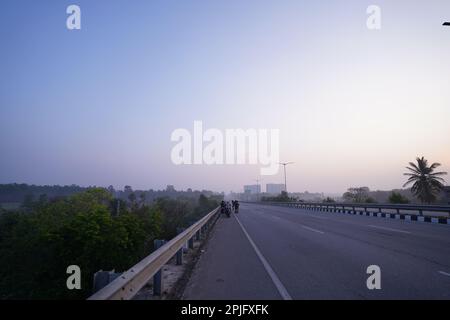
[176,247,183,265]
[188,237,194,249]
[93,270,121,294]
[153,239,166,296]
[200,225,205,239]
[176,228,185,266]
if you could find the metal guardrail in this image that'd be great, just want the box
[88,206,220,300]
[264,201,450,217]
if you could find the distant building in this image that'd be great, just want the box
[244,185,261,194]
[266,184,285,195]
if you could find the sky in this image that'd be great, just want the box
[0,0,449,194]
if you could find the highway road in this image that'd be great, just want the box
[183,203,450,300]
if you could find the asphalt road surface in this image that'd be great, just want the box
[183,203,450,300]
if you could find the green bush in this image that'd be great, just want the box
[389,192,410,204]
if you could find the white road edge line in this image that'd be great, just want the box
[438,271,450,277]
[234,215,293,300]
[301,225,325,234]
[368,225,411,234]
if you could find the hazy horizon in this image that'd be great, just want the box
[1,0,449,194]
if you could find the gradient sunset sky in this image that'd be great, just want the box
[1,0,449,193]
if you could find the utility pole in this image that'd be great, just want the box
[279,162,294,194]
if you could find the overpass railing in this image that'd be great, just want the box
[261,201,450,219]
[88,206,220,300]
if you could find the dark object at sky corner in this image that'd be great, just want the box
[443,22,450,26]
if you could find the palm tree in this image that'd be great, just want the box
[403,157,447,204]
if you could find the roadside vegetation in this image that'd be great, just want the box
[261,191,296,202]
[388,192,410,204]
[0,188,220,299]
[342,157,447,205]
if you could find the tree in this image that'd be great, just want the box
[107,185,115,196]
[279,191,290,202]
[128,192,136,205]
[364,197,377,204]
[261,191,294,203]
[389,192,410,204]
[139,192,146,207]
[343,187,371,203]
[403,157,447,204]
[22,193,35,209]
[323,197,335,203]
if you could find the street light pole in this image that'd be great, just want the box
[255,178,261,193]
[279,162,294,194]
[255,178,262,200]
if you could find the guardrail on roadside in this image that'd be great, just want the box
[88,206,220,300]
[254,201,450,223]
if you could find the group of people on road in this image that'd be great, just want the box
[220,200,240,217]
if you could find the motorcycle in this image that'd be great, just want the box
[221,205,231,218]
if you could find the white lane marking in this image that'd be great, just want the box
[301,225,325,234]
[256,210,325,233]
[438,271,450,277]
[368,225,411,234]
[307,215,329,220]
[234,215,293,300]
